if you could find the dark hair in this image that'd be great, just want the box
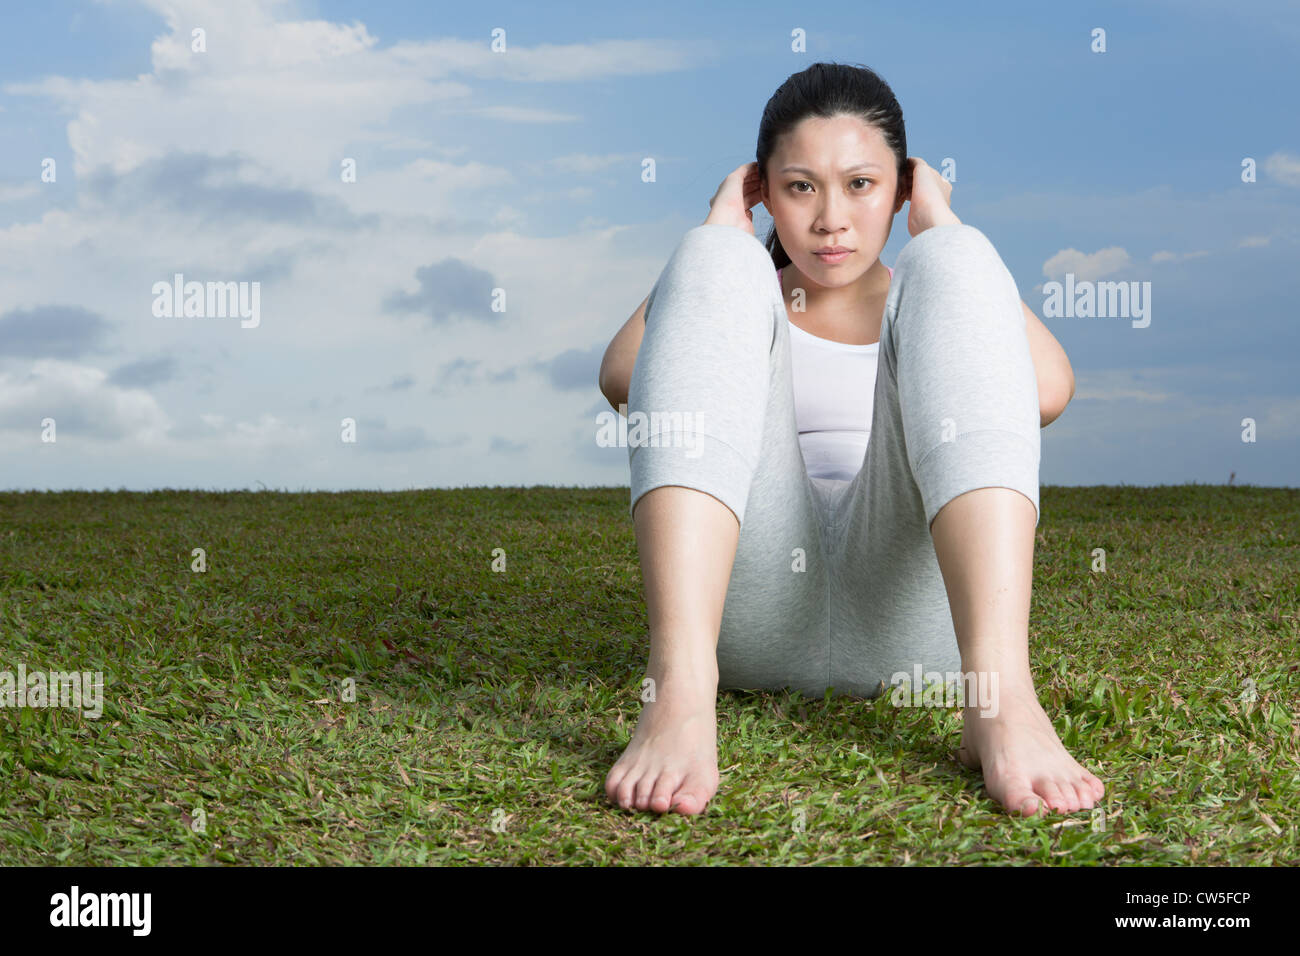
[757,62,909,270]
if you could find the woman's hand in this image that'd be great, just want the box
[904,157,962,237]
[703,161,764,235]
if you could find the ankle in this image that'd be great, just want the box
[645,656,719,700]
[951,666,1036,719]
[959,660,1034,693]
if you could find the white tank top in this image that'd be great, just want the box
[777,265,892,481]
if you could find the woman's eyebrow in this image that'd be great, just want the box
[779,162,884,175]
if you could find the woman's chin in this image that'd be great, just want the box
[799,258,870,285]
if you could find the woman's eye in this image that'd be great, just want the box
[789,179,871,193]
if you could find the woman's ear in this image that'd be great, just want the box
[893,169,909,215]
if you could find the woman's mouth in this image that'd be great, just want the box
[813,250,852,264]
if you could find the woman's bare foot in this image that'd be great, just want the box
[956,681,1105,816]
[605,667,720,816]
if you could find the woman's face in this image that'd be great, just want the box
[760,114,905,285]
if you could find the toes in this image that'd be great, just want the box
[1072,766,1104,806]
[670,785,711,815]
[604,765,628,806]
[1016,794,1046,817]
[613,768,641,810]
[633,771,660,810]
[1037,781,1072,813]
[1069,761,1105,806]
[1003,779,1044,817]
[1086,772,1106,801]
[648,772,684,814]
[1049,781,1080,813]
[1057,781,1084,813]
[1062,781,1088,811]
[1064,781,1086,813]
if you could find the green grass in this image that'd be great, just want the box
[0,484,1296,865]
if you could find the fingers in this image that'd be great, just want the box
[741,161,763,211]
[715,162,754,200]
[709,161,764,221]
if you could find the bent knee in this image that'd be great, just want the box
[894,223,1006,283]
[678,223,779,288]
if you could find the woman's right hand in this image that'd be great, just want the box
[703,161,764,236]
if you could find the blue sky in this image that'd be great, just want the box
[0,0,1296,492]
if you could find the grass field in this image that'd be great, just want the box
[0,484,1296,865]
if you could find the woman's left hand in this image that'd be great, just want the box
[904,157,962,237]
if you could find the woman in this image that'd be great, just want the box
[597,62,1104,818]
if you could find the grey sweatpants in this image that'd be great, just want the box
[626,222,1040,699]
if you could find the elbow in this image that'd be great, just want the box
[1038,371,1074,427]
[1056,351,1076,403]
[597,360,626,412]
[606,386,630,413]
[1057,362,1076,414]
[597,350,614,404]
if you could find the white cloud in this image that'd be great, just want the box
[550,153,639,174]
[176,409,310,449]
[1263,150,1300,186]
[0,182,41,203]
[450,104,582,123]
[226,412,308,447]
[379,36,708,83]
[0,0,707,491]
[1041,246,1132,282]
[1071,367,1173,403]
[1253,396,1300,440]
[4,3,468,183]
[1149,249,1209,264]
[0,359,171,442]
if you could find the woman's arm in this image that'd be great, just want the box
[597,285,1075,428]
[902,160,1074,428]
[1022,299,1075,427]
[598,292,649,413]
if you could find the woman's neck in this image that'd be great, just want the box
[783,258,890,323]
